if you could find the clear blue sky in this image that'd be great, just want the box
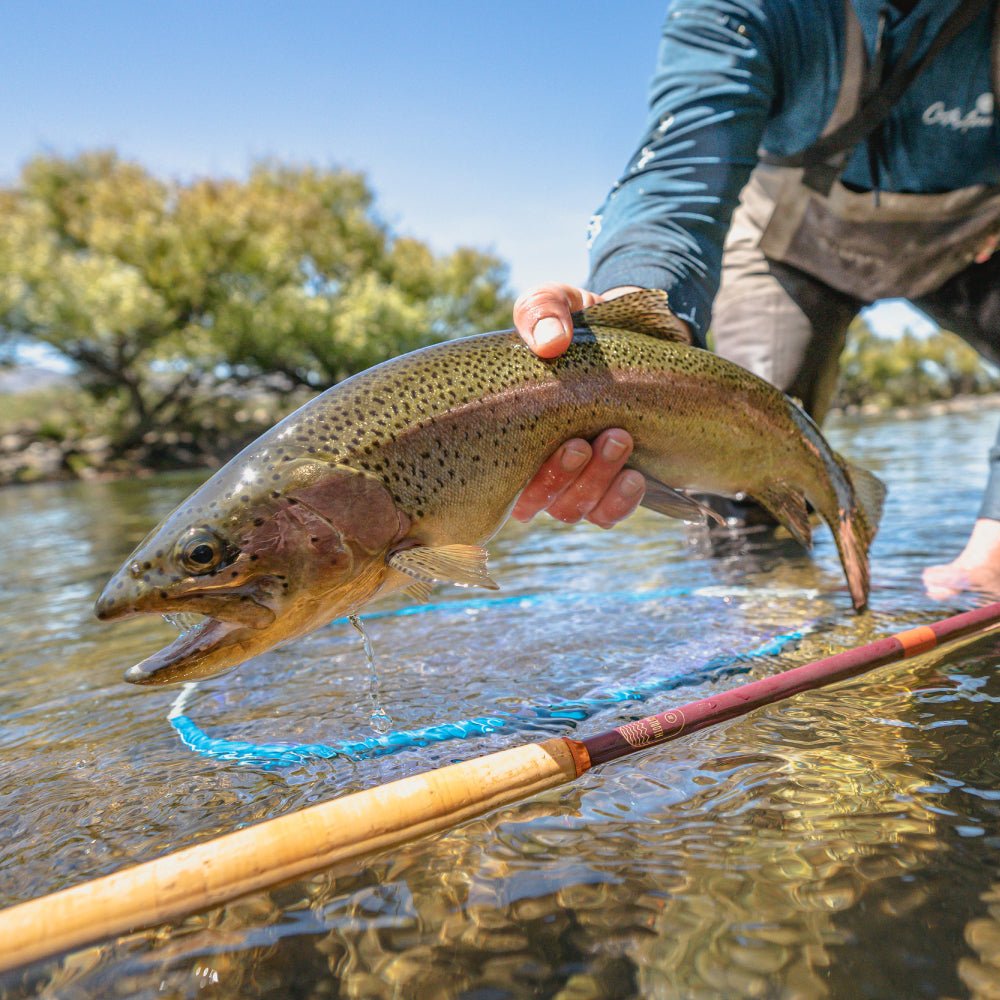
[0,0,930,335]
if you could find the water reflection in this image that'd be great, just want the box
[1,409,1000,998]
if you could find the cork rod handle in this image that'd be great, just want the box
[0,737,584,973]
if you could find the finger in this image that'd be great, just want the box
[587,469,646,529]
[513,284,603,359]
[921,564,966,601]
[976,235,999,264]
[544,429,634,523]
[511,439,592,522]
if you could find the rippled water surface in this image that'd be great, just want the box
[3,408,1000,999]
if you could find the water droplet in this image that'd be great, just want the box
[369,710,392,734]
[349,614,393,734]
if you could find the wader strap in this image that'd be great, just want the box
[993,1,1000,101]
[761,0,993,191]
[794,0,868,193]
[826,0,868,137]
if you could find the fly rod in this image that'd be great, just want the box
[2,601,999,975]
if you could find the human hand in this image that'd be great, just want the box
[511,428,645,529]
[513,283,644,359]
[510,284,649,529]
[922,518,1000,599]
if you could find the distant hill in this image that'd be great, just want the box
[0,365,72,395]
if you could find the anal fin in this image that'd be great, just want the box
[388,544,499,591]
[754,486,813,549]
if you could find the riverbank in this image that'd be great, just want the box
[0,421,270,487]
[4,390,1000,488]
[835,391,1000,423]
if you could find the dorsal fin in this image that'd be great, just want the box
[573,289,691,344]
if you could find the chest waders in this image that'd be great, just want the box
[710,0,1000,525]
[756,0,1000,301]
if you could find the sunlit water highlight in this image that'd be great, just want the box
[2,407,1000,998]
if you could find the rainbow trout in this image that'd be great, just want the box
[96,291,885,684]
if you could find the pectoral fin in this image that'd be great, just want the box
[754,486,813,549]
[404,581,435,604]
[639,476,726,525]
[388,544,499,590]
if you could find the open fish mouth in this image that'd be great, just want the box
[162,612,210,633]
[124,616,257,685]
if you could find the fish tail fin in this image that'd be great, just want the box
[832,458,887,612]
[845,460,887,535]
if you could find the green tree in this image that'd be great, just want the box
[0,151,512,461]
[835,314,1000,410]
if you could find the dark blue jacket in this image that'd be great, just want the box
[587,0,999,339]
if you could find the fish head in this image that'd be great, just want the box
[95,457,408,685]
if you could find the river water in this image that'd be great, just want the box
[2,407,1000,999]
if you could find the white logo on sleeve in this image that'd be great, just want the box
[922,92,994,132]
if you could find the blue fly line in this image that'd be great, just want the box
[168,584,825,769]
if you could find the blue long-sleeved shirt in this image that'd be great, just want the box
[586,0,1000,339]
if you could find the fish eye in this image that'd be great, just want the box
[178,531,227,575]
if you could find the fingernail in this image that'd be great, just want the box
[533,317,565,351]
[560,443,589,471]
[619,471,645,497]
[601,436,629,462]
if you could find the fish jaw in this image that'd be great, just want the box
[123,618,263,684]
[96,564,288,685]
[95,562,278,629]
[122,558,394,685]
[94,555,291,685]
[107,552,392,686]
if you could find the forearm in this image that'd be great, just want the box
[587,0,777,341]
[978,424,1000,521]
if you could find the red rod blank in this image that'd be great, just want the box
[580,602,1000,766]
